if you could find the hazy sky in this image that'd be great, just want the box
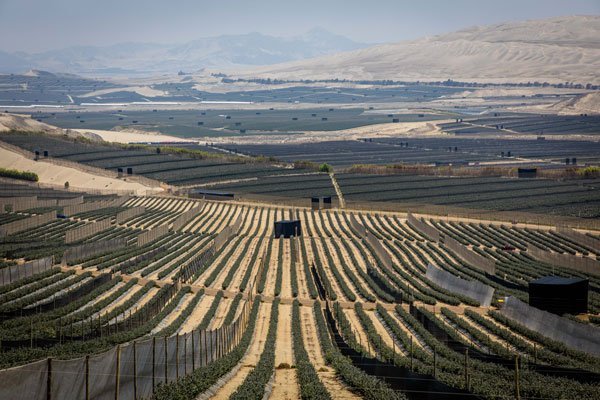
[0,0,598,52]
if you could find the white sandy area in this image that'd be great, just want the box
[204,120,449,145]
[0,113,62,133]
[510,92,600,116]
[0,146,161,195]
[72,128,193,144]
[79,86,167,98]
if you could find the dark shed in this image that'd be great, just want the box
[274,220,302,238]
[529,276,588,315]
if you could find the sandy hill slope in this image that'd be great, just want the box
[233,16,600,84]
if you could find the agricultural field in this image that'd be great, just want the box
[218,139,502,168]
[371,137,600,166]
[0,132,305,186]
[25,108,449,137]
[0,182,599,400]
[440,114,600,136]
[0,72,467,107]
[336,174,600,219]
[209,173,600,219]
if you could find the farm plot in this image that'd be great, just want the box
[1,192,600,400]
[337,173,600,218]
[0,132,307,186]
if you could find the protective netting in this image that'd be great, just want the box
[63,239,128,264]
[0,256,54,286]
[135,338,154,399]
[407,212,440,242]
[365,231,393,269]
[442,236,496,274]
[51,357,85,399]
[213,215,243,252]
[0,196,36,212]
[63,197,129,216]
[0,211,56,237]
[557,227,599,253]
[171,205,204,231]
[0,359,47,400]
[89,347,117,400]
[0,300,251,399]
[348,213,367,237]
[137,224,170,247]
[65,219,113,243]
[500,296,600,356]
[57,196,84,207]
[426,264,495,306]
[0,196,58,212]
[116,207,146,225]
[528,245,600,277]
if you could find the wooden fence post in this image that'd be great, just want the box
[192,331,195,372]
[85,355,90,400]
[464,349,469,390]
[515,355,521,400]
[115,344,121,400]
[133,341,137,400]
[152,337,156,393]
[176,334,179,380]
[47,357,52,400]
[164,336,168,383]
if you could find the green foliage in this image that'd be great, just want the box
[318,163,333,173]
[197,292,223,331]
[274,239,284,297]
[0,167,38,182]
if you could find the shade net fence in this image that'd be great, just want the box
[213,215,243,252]
[115,207,145,225]
[500,296,600,356]
[347,213,367,237]
[0,298,252,400]
[556,227,600,253]
[528,245,600,277]
[0,196,81,212]
[63,239,129,264]
[65,219,113,244]
[0,211,57,237]
[63,197,129,217]
[57,196,84,207]
[442,236,496,274]
[0,256,54,286]
[0,196,36,212]
[137,224,170,247]
[426,264,495,307]
[407,212,440,242]
[365,231,393,269]
[171,204,204,232]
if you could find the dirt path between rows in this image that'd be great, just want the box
[300,305,362,399]
[208,302,272,399]
[270,303,300,400]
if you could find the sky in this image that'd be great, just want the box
[0,0,598,53]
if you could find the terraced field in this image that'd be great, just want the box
[0,132,305,186]
[0,184,599,399]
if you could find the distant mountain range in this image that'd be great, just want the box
[0,28,368,76]
[235,16,600,85]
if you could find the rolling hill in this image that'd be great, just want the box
[232,16,600,84]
